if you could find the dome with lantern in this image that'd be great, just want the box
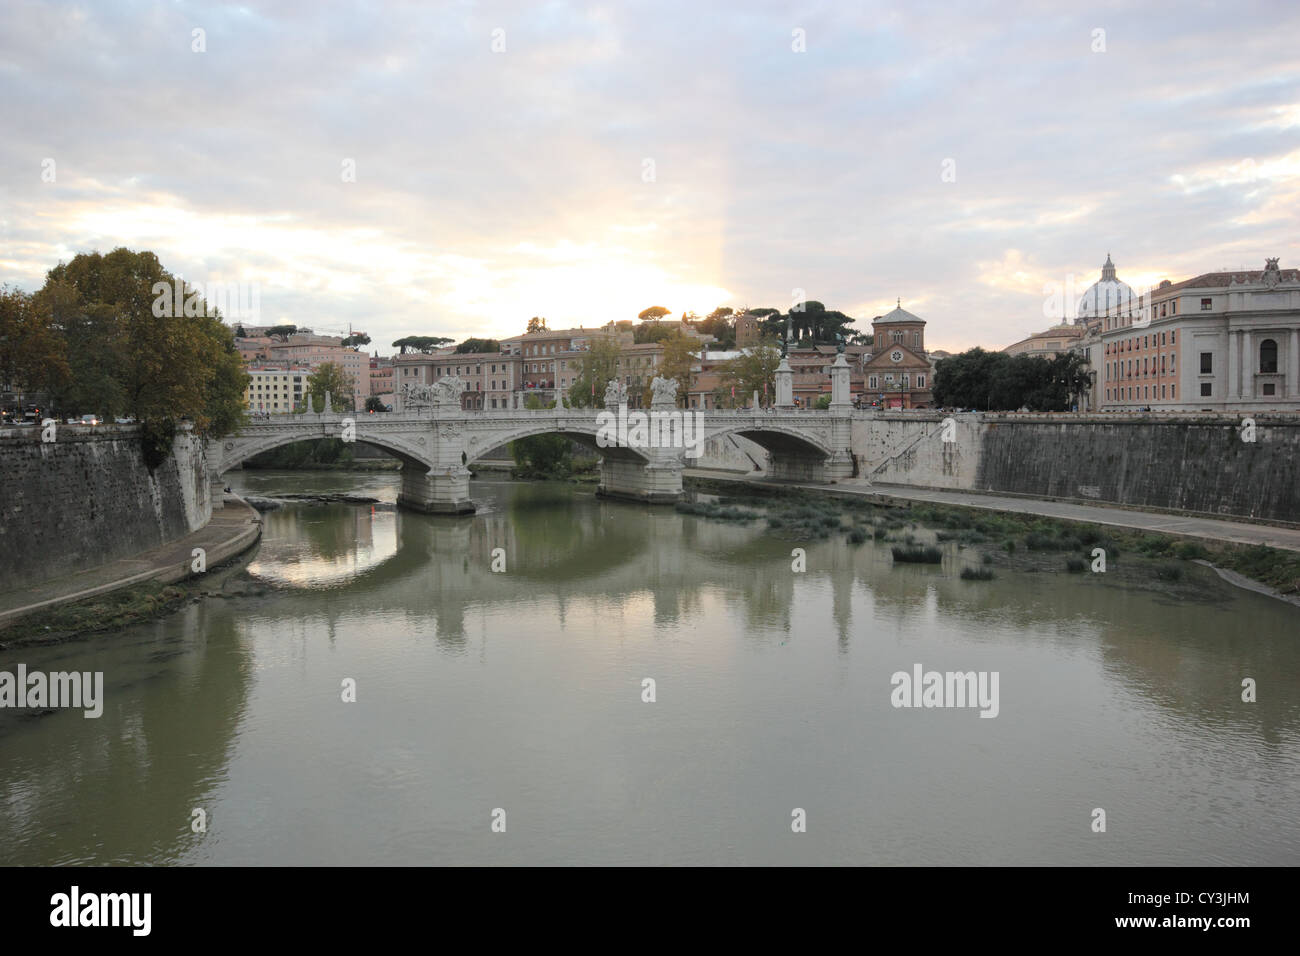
[1076,253,1136,322]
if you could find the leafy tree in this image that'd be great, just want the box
[266,324,298,341]
[341,333,371,348]
[36,249,247,437]
[512,393,570,477]
[637,306,670,322]
[656,330,700,406]
[814,394,832,410]
[455,337,500,354]
[632,321,673,345]
[567,335,623,408]
[719,341,782,406]
[0,285,71,404]
[932,347,1087,411]
[392,335,453,354]
[698,308,736,348]
[526,316,548,333]
[365,396,386,412]
[304,361,355,412]
[233,324,246,338]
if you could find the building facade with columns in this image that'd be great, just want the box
[1092,258,1300,411]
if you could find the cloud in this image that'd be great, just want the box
[2,0,1298,354]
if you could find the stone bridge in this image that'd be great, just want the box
[209,401,854,514]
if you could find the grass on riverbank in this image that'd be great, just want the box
[1,581,193,648]
[683,477,1300,597]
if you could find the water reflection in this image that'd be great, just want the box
[0,474,1296,866]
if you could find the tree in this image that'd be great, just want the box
[0,285,71,405]
[637,306,670,322]
[512,393,570,477]
[365,396,386,412]
[814,394,832,410]
[526,316,548,333]
[567,335,622,408]
[657,330,700,406]
[304,361,355,412]
[455,337,500,354]
[719,341,782,406]
[698,308,736,348]
[341,333,371,348]
[266,324,298,342]
[36,248,248,437]
[633,321,673,345]
[932,347,1087,411]
[392,335,453,354]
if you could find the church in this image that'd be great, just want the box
[860,301,935,408]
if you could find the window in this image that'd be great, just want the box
[1171,301,1177,315]
[1263,383,1276,396]
[1144,335,1148,348]
[917,375,925,388]
[1172,385,1176,398]
[1260,339,1278,374]
[913,332,920,347]
[1161,385,1166,398]
[868,375,878,389]
[1160,304,1167,318]
[1200,382,1212,397]
[1171,330,1176,343]
[1200,352,1213,374]
[1201,298,1212,311]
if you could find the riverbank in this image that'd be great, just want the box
[0,495,263,637]
[682,473,1300,605]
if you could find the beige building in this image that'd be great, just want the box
[1089,257,1300,411]
[243,365,312,413]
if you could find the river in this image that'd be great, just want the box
[2,471,1298,865]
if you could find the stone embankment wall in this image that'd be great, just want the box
[0,425,211,589]
[851,412,1300,523]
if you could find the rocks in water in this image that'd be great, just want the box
[243,496,283,512]
[243,493,382,510]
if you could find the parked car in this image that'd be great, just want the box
[66,417,80,425]
[114,416,135,424]
[81,414,102,425]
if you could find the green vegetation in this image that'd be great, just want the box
[892,545,943,564]
[3,581,191,646]
[931,347,1090,411]
[392,335,453,354]
[960,567,995,581]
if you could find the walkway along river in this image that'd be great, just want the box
[1,471,1297,865]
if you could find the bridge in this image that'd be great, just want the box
[211,353,857,514]
[210,402,853,514]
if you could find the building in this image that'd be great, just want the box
[243,365,313,413]
[734,312,764,349]
[267,333,367,406]
[368,355,395,408]
[1076,253,1136,334]
[1003,323,1086,359]
[393,349,512,410]
[1090,258,1300,411]
[860,302,935,408]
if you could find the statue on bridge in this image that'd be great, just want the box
[603,379,628,408]
[650,375,678,406]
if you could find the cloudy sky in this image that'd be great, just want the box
[2,0,1298,353]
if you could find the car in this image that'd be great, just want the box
[66,417,80,425]
[81,415,102,425]
[114,416,135,424]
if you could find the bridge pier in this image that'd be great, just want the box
[397,463,476,515]
[596,458,683,504]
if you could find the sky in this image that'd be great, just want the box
[2,0,1298,355]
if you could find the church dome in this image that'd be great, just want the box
[1077,254,1136,320]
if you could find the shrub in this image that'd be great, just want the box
[960,567,994,580]
[1155,563,1183,582]
[1065,557,1087,573]
[892,545,943,564]
[848,527,868,544]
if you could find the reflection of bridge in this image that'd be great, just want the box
[211,400,855,514]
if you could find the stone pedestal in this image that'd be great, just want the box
[775,358,794,408]
[597,457,683,504]
[397,463,475,514]
[829,353,852,410]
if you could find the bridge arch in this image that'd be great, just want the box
[210,425,435,476]
[463,419,654,466]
